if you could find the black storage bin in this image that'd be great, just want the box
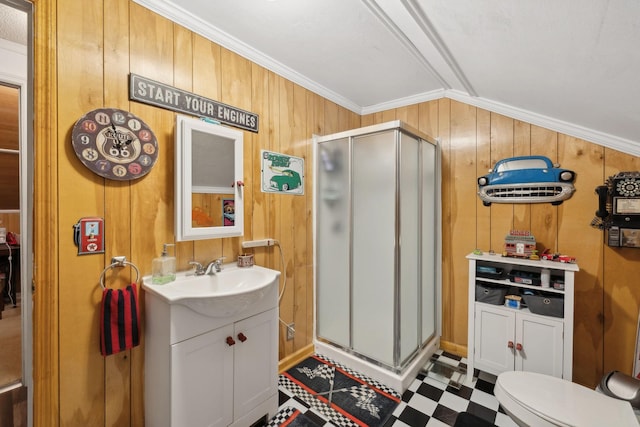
[522,294,564,318]
[508,269,541,286]
[476,265,504,280]
[475,282,507,305]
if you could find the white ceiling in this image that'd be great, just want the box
[113,1,640,155]
[0,3,27,45]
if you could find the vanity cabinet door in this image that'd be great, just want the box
[474,303,516,374]
[171,324,234,427]
[515,311,563,377]
[233,308,278,418]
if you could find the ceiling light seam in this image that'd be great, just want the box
[360,0,451,90]
[401,0,477,97]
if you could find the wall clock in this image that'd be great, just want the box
[71,108,159,180]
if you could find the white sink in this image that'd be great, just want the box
[142,264,280,317]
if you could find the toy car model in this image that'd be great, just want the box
[477,155,575,206]
[557,254,576,263]
[541,249,576,263]
[270,169,301,191]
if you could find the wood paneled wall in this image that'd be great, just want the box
[0,84,20,211]
[364,99,640,388]
[32,1,640,426]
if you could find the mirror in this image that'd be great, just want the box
[175,115,243,240]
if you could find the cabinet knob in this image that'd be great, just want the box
[226,336,236,346]
[237,332,247,342]
[516,343,523,351]
[507,341,514,348]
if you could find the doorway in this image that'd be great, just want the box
[0,1,33,426]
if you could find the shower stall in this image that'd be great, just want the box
[314,121,440,392]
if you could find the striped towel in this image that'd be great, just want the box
[100,283,140,356]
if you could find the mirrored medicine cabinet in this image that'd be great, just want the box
[175,115,244,240]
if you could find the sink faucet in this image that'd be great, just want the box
[204,257,226,275]
[189,258,226,275]
[188,261,206,276]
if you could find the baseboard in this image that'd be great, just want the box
[439,340,467,359]
[278,344,315,373]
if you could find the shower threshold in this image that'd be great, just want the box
[421,355,467,390]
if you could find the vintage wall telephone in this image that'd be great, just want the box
[592,171,640,247]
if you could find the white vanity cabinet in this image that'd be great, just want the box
[144,276,279,427]
[467,252,578,381]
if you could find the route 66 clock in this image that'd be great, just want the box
[71,108,159,180]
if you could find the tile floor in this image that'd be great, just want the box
[276,350,520,427]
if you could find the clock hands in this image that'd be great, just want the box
[110,122,133,155]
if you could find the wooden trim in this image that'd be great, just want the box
[32,0,59,425]
[278,343,314,373]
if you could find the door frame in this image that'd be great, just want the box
[31,0,60,425]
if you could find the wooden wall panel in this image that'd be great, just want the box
[0,84,19,150]
[104,1,134,426]
[530,125,558,252]
[558,135,605,386]
[476,109,491,249]
[56,0,106,424]
[448,101,477,345]
[602,149,640,377]
[0,213,19,234]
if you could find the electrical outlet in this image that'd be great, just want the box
[286,323,295,340]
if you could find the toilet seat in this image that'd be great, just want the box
[495,371,639,427]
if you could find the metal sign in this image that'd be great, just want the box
[261,150,305,195]
[129,73,259,133]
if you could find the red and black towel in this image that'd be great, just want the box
[100,283,140,356]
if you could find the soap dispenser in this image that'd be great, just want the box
[152,243,176,284]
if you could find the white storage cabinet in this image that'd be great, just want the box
[467,252,578,381]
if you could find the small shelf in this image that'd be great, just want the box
[475,277,565,295]
[467,251,579,272]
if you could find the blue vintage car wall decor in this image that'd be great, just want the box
[477,155,576,206]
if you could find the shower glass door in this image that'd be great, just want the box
[316,137,350,348]
[352,130,396,366]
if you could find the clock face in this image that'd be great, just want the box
[71,108,159,180]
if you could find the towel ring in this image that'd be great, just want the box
[100,256,140,290]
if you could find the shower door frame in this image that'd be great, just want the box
[313,120,441,373]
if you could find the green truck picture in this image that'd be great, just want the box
[269,169,301,191]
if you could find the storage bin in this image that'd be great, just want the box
[508,269,541,286]
[476,283,508,305]
[476,265,504,280]
[522,294,564,318]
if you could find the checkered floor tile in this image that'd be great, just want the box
[275,351,519,427]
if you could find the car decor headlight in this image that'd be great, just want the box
[560,171,574,181]
[478,177,488,186]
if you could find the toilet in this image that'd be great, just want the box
[494,371,639,426]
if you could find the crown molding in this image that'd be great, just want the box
[360,89,445,115]
[446,90,640,158]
